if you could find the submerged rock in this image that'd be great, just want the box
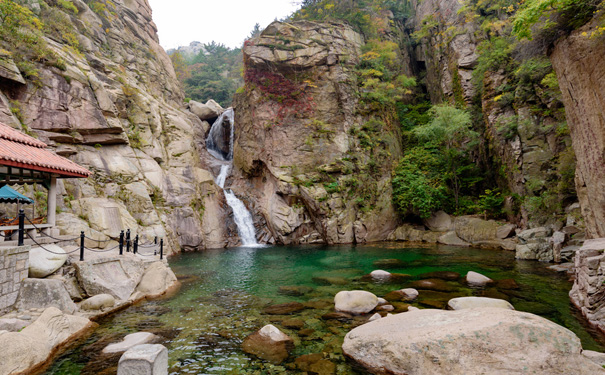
[242,324,294,364]
[278,285,314,296]
[416,271,461,281]
[263,302,305,315]
[410,279,457,292]
[372,259,404,269]
[343,308,605,375]
[334,291,378,314]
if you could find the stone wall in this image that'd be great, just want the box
[0,246,30,313]
[570,239,605,333]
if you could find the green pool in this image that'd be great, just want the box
[46,243,605,374]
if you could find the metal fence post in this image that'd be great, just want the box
[154,236,158,245]
[126,229,131,253]
[119,230,124,255]
[133,235,138,254]
[79,231,85,261]
[18,209,24,246]
[160,238,163,260]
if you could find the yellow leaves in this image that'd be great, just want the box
[361,51,380,61]
[493,94,503,102]
[303,79,317,88]
[324,3,335,10]
[360,68,383,77]
[581,31,589,37]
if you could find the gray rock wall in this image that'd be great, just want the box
[0,246,29,314]
[0,0,231,252]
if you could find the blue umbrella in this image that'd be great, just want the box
[0,185,33,204]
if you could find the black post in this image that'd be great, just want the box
[133,235,138,254]
[126,229,131,253]
[119,230,124,255]
[17,209,25,246]
[160,238,163,260]
[154,236,158,245]
[79,231,85,261]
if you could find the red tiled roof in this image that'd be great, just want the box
[0,122,91,178]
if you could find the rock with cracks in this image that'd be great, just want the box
[342,308,605,375]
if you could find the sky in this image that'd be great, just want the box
[147,0,302,50]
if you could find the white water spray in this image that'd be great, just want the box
[207,110,260,247]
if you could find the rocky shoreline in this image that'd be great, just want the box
[0,245,178,375]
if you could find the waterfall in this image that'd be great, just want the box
[206,108,234,161]
[207,109,260,247]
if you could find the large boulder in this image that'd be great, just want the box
[0,307,93,375]
[131,261,179,300]
[454,216,498,243]
[16,279,77,314]
[516,227,554,261]
[424,211,453,232]
[188,99,224,121]
[241,324,294,364]
[74,257,145,301]
[438,231,470,247]
[466,271,493,287]
[334,291,379,314]
[29,244,67,278]
[342,308,605,375]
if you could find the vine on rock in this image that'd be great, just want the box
[243,41,315,126]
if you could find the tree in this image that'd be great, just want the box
[248,23,262,39]
[412,104,479,210]
[170,51,187,82]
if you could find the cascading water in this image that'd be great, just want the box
[207,110,260,247]
[206,108,235,161]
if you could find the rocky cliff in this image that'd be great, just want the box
[0,0,231,252]
[409,0,575,228]
[550,18,605,239]
[232,21,402,245]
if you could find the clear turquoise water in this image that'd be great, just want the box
[46,243,605,374]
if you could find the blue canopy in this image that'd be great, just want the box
[0,185,33,204]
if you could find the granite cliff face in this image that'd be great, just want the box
[409,0,574,228]
[232,21,401,245]
[550,19,605,239]
[0,0,232,252]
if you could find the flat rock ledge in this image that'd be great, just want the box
[0,307,96,375]
[342,308,605,375]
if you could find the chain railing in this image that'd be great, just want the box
[14,209,164,261]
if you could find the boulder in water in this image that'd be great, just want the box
[334,291,378,314]
[448,297,514,310]
[103,332,159,354]
[466,271,493,286]
[370,270,391,280]
[242,324,294,364]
